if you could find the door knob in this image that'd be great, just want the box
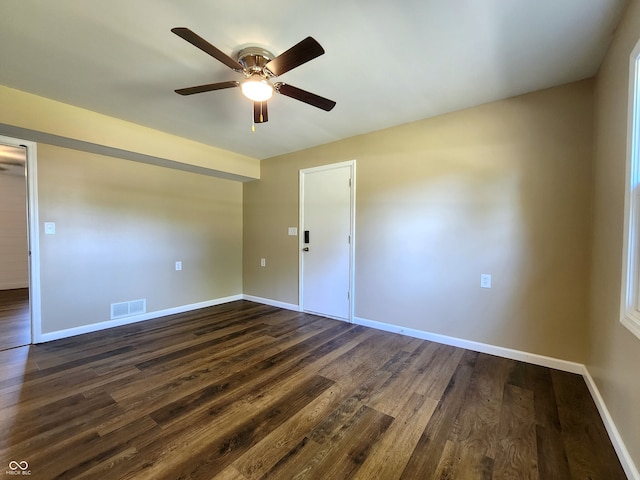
[302,247,309,252]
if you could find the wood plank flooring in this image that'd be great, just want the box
[0,288,30,351]
[0,301,626,479]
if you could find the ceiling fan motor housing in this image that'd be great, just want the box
[237,47,276,77]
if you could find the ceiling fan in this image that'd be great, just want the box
[171,27,336,125]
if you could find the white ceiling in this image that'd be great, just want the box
[0,0,628,160]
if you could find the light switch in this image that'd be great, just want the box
[44,222,56,235]
[480,274,492,289]
[288,227,298,236]
[260,258,266,267]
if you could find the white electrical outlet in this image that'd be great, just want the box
[175,261,182,271]
[260,258,266,267]
[288,227,298,236]
[480,273,492,288]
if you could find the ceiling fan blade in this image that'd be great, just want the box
[254,101,269,123]
[275,83,336,111]
[172,27,243,71]
[175,81,239,96]
[265,37,324,77]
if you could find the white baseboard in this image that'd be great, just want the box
[35,294,243,343]
[242,294,300,312]
[582,368,640,480]
[352,316,584,374]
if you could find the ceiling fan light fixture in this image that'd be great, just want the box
[241,76,273,102]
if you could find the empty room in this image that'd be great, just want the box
[1,1,639,479]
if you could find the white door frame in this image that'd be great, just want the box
[0,135,41,344]
[299,160,356,321]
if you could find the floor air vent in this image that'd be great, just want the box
[111,299,146,320]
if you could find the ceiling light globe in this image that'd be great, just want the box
[241,77,273,102]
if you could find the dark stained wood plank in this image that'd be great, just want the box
[308,376,393,446]
[0,345,134,391]
[232,339,393,478]
[144,322,357,428]
[85,328,373,478]
[400,353,477,480]
[432,440,494,480]
[149,375,335,480]
[0,346,39,381]
[551,370,626,479]
[1,391,116,447]
[493,383,538,479]
[353,392,438,480]
[0,301,627,479]
[233,382,345,479]
[312,405,394,480]
[97,323,364,438]
[236,352,400,478]
[261,405,393,480]
[368,341,464,418]
[414,344,465,400]
[524,363,573,479]
[316,329,414,381]
[1,401,124,462]
[38,416,160,479]
[448,354,514,461]
[215,465,250,480]
[0,288,30,351]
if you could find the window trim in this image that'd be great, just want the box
[620,37,640,341]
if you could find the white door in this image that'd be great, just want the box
[300,161,355,321]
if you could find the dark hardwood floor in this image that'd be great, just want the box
[0,301,626,479]
[0,288,30,351]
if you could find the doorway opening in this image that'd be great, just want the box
[0,135,40,350]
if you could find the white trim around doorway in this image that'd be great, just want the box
[0,135,41,344]
[298,160,356,322]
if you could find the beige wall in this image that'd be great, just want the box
[0,76,252,339]
[244,79,593,362]
[0,166,28,290]
[37,143,242,334]
[0,85,260,181]
[590,0,640,468]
